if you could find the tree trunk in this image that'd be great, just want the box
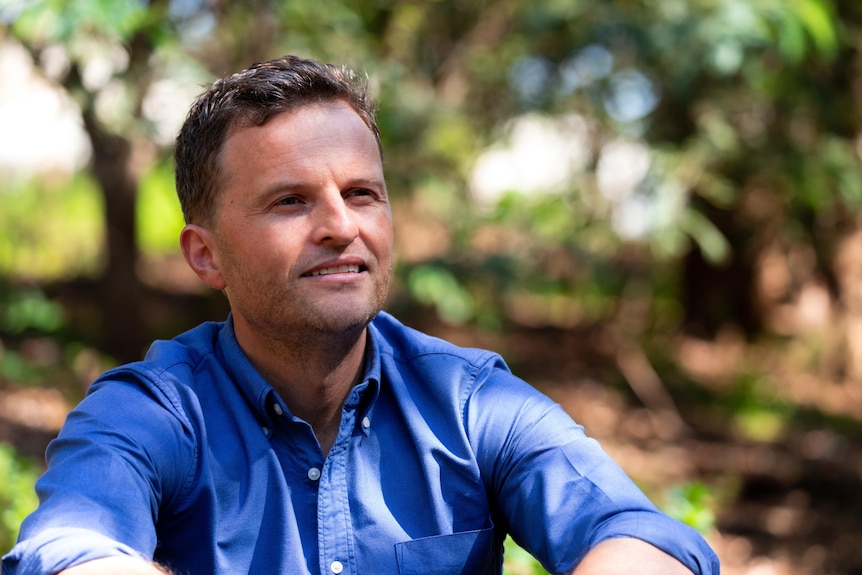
[82,109,147,363]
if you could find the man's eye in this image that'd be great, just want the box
[349,188,374,198]
[277,196,301,205]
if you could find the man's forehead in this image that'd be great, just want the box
[215,102,383,191]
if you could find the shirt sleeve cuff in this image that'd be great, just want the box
[2,527,147,575]
[589,511,720,575]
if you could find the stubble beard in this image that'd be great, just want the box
[232,264,392,351]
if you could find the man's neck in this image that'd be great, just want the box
[234,319,368,455]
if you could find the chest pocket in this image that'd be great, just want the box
[394,525,497,575]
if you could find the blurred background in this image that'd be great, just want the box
[1,0,862,573]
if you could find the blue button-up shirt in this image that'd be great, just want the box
[3,312,718,575]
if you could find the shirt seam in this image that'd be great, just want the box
[110,358,203,513]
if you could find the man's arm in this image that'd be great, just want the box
[572,538,694,575]
[58,556,171,575]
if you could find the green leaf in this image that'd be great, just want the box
[680,209,731,266]
[794,0,838,58]
[407,265,475,324]
[11,0,148,42]
[774,9,807,63]
[662,481,716,534]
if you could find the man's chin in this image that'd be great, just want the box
[306,305,381,335]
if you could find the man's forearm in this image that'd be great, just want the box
[58,556,171,575]
[571,537,696,575]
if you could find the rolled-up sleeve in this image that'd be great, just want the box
[465,359,719,575]
[3,528,148,575]
[2,372,195,575]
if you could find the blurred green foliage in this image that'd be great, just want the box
[0,442,39,553]
[9,0,150,42]
[0,176,103,281]
[661,481,717,535]
[3,0,860,339]
[503,536,551,575]
[2,288,64,335]
[408,264,476,325]
[2,0,862,568]
[0,287,65,385]
[137,162,185,255]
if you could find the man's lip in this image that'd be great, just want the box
[301,260,368,277]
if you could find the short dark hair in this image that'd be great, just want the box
[174,55,380,225]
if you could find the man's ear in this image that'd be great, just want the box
[180,224,227,290]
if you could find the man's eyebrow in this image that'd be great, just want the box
[259,176,387,197]
[344,176,387,189]
[258,181,307,198]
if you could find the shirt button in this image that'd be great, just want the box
[273,403,284,416]
[307,467,321,481]
[330,560,344,574]
[361,416,371,429]
[261,426,271,437]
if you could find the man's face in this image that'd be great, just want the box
[197,101,393,343]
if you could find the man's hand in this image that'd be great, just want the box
[572,537,696,575]
[58,556,171,575]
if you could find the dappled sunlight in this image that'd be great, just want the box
[0,41,90,176]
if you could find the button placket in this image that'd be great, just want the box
[316,433,356,575]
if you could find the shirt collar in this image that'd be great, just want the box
[216,314,382,434]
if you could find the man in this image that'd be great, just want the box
[3,56,719,575]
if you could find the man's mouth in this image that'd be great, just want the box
[305,264,362,277]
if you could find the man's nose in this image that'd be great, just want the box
[312,193,359,245]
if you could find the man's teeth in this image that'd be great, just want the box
[309,264,360,276]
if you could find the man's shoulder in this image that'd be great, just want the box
[370,311,502,368]
[94,320,226,392]
[148,320,224,367]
